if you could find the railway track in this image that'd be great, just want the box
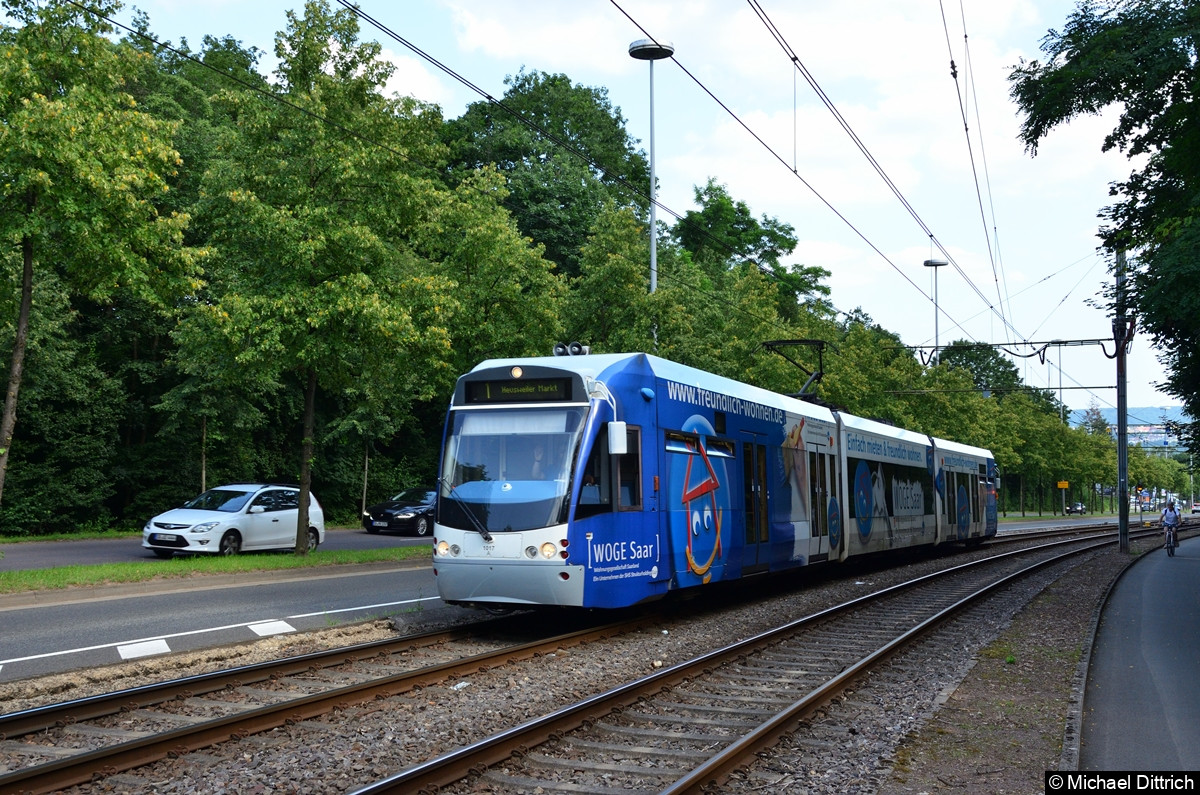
[355,529,1159,794]
[0,525,1166,793]
[0,614,650,793]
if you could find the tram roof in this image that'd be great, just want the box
[470,352,836,423]
[932,436,994,461]
[840,412,933,447]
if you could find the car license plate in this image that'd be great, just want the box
[154,533,178,542]
[372,521,388,527]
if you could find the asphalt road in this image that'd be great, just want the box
[0,529,459,683]
[1079,536,1200,770]
[0,563,464,682]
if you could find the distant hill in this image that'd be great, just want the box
[1068,405,1192,428]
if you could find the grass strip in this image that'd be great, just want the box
[0,545,430,595]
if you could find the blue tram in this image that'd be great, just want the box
[433,352,997,609]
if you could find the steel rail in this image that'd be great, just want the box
[0,617,649,794]
[350,532,1141,794]
[660,536,1124,793]
[0,625,485,739]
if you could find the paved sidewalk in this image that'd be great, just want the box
[1079,536,1200,770]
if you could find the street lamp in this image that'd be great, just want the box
[923,259,947,362]
[629,38,674,294]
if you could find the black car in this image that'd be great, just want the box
[362,488,436,536]
[1066,501,1086,515]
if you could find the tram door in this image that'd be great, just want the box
[808,445,835,561]
[741,438,769,573]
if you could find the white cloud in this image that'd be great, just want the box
[382,49,458,108]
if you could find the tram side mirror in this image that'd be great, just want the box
[608,422,628,455]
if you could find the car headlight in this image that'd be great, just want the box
[190,521,220,534]
[395,511,415,519]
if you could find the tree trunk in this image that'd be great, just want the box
[0,233,35,506]
[361,441,369,516]
[296,367,317,555]
[200,415,207,493]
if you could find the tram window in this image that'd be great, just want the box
[617,426,642,509]
[706,439,736,458]
[450,436,499,485]
[575,426,613,520]
[810,450,828,537]
[665,430,697,453]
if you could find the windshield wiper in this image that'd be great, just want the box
[437,477,493,543]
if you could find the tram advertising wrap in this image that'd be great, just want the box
[842,415,937,555]
[433,352,997,610]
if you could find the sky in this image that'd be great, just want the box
[110,0,1184,422]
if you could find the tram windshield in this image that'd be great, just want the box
[439,406,587,533]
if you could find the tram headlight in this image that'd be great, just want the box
[522,542,562,559]
[436,540,459,557]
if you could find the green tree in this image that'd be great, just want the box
[0,0,199,505]
[819,312,923,426]
[443,69,649,277]
[414,166,566,374]
[109,26,273,508]
[176,0,455,553]
[682,262,800,389]
[939,340,1022,397]
[1081,400,1112,437]
[123,20,270,226]
[0,269,128,532]
[1008,0,1200,438]
[670,179,830,321]
[563,204,658,354]
[908,365,997,450]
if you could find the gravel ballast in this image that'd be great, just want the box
[0,534,1160,793]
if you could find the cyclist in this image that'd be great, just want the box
[1161,500,1181,557]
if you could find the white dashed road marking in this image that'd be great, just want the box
[0,595,442,677]
[118,639,172,659]
[248,620,296,637]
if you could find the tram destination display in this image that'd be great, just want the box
[465,378,572,404]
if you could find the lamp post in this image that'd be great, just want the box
[1050,340,1065,421]
[923,259,947,362]
[629,38,674,294]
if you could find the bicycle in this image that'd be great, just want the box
[1164,524,1178,557]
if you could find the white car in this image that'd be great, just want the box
[143,484,325,558]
